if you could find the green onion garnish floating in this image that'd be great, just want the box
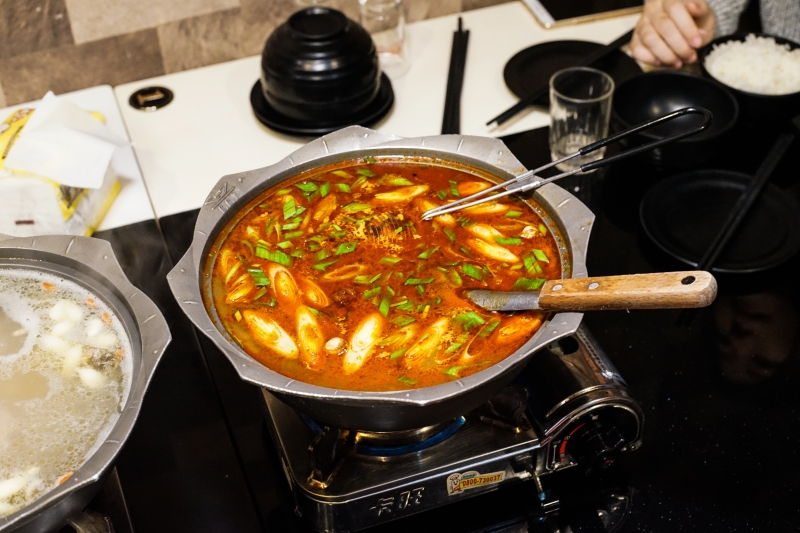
[335,242,358,255]
[247,268,270,287]
[255,247,293,267]
[510,277,546,291]
[452,311,486,331]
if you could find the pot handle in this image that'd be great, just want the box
[537,271,717,311]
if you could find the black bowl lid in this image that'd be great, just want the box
[288,7,347,41]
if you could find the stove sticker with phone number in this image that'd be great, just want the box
[446,470,506,496]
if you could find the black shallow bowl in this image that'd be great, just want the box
[260,7,380,122]
[699,33,800,126]
[613,71,738,169]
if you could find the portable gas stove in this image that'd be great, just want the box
[262,325,643,533]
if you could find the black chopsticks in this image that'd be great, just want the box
[696,132,795,271]
[487,28,634,127]
[441,17,470,134]
[676,128,796,326]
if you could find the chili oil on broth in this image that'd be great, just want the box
[0,268,132,518]
[206,157,563,392]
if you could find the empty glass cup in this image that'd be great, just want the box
[549,67,614,171]
[359,0,410,78]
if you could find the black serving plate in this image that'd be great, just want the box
[249,73,394,136]
[504,40,642,105]
[640,169,800,273]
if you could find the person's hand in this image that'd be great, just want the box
[631,0,716,68]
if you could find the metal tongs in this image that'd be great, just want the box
[422,107,712,220]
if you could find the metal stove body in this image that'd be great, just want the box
[262,325,643,533]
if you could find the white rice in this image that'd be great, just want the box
[704,34,800,95]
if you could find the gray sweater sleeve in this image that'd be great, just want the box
[704,0,800,42]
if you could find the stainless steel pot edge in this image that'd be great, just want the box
[167,126,594,406]
[0,234,171,532]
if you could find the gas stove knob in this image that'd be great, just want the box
[569,421,626,475]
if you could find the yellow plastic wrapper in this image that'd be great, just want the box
[0,108,120,237]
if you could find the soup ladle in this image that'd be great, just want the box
[422,107,712,220]
[465,270,717,312]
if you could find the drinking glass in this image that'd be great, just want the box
[359,0,410,78]
[549,67,614,171]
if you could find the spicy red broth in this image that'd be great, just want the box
[205,157,564,391]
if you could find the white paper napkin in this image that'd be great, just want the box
[4,92,128,189]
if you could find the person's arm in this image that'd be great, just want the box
[631,0,716,68]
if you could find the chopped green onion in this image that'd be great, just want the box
[282,198,296,220]
[319,182,331,197]
[255,247,293,267]
[275,188,291,195]
[462,264,483,281]
[444,342,463,353]
[479,320,501,338]
[352,176,368,188]
[523,253,536,272]
[397,375,417,385]
[335,242,358,255]
[308,307,320,316]
[308,235,326,242]
[335,183,351,193]
[290,250,305,258]
[247,268,270,287]
[452,311,486,331]
[379,295,391,317]
[417,246,440,260]
[294,182,318,192]
[416,285,425,296]
[242,240,254,254]
[281,222,300,231]
[332,170,351,178]
[395,301,415,312]
[329,230,347,239]
[510,264,523,270]
[234,310,242,321]
[505,210,523,218]
[357,169,376,177]
[449,180,460,197]
[354,275,372,285]
[276,240,292,249]
[380,256,402,265]
[363,286,382,300]
[362,157,377,164]
[284,230,304,240]
[314,250,330,261]
[532,249,549,263]
[313,259,340,271]
[387,177,414,186]
[390,347,408,359]
[342,202,371,213]
[510,277,546,291]
[538,223,548,236]
[254,287,269,300]
[392,315,416,327]
[437,189,448,200]
[449,270,463,286]
[369,273,382,284]
[495,236,522,246]
[443,227,456,243]
[403,277,434,285]
[533,262,543,274]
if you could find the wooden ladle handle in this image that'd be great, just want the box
[537,271,717,311]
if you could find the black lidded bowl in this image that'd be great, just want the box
[612,71,738,169]
[699,33,800,126]
[260,7,381,122]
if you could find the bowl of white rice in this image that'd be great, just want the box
[700,33,800,123]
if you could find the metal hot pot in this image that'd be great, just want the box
[168,126,595,432]
[0,234,171,533]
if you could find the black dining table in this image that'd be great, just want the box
[82,119,800,533]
